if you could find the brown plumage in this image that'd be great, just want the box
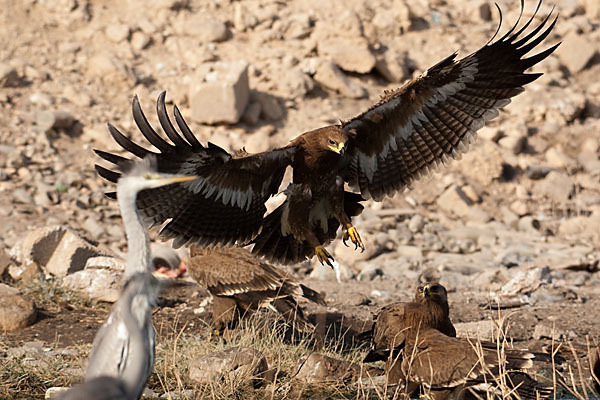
[591,343,600,394]
[397,328,552,400]
[186,246,326,332]
[364,282,456,363]
[95,0,558,266]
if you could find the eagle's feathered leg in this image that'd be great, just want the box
[331,177,365,252]
[283,184,336,267]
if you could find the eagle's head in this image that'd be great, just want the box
[415,282,448,306]
[305,126,347,156]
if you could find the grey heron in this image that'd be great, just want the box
[58,157,196,399]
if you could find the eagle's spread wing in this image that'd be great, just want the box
[95,92,296,247]
[341,0,558,200]
[187,247,289,296]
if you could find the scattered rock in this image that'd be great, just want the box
[536,171,574,202]
[131,31,151,51]
[189,61,249,124]
[0,248,12,277]
[436,184,490,222]
[20,226,104,277]
[318,37,375,74]
[407,214,425,233]
[241,101,261,125]
[105,24,130,43]
[176,15,228,43]
[533,324,563,341]
[252,91,284,121]
[295,353,381,383]
[62,268,121,302]
[555,31,597,74]
[0,62,20,87]
[0,290,36,331]
[545,147,576,169]
[454,319,497,340]
[85,256,125,271]
[311,59,367,98]
[189,347,270,387]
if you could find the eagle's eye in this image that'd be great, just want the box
[328,139,336,146]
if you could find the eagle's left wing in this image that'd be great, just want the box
[341,0,558,201]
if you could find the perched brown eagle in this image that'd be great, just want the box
[591,342,600,394]
[397,328,553,400]
[363,282,456,363]
[95,0,558,266]
[186,246,326,332]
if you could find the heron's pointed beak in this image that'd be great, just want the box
[159,175,197,185]
[328,142,345,155]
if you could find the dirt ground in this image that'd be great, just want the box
[1,0,600,398]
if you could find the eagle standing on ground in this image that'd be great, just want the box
[95,0,558,266]
[363,282,456,363]
[398,328,553,400]
[363,283,553,399]
[591,342,600,394]
[186,246,326,332]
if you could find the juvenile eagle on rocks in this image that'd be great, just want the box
[95,0,558,266]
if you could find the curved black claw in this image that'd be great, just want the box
[315,246,335,268]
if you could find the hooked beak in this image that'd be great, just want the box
[328,142,345,156]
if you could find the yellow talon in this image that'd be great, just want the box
[315,245,335,268]
[343,225,365,252]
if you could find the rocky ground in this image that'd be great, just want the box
[1,0,600,398]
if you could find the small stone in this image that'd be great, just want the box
[509,200,529,216]
[62,268,121,302]
[517,216,541,232]
[83,216,105,239]
[0,292,36,331]
[0,248,11,277]
[241,101,261,125]
[374,49,409,83]
[243,127,272,153]
[189,61,249,124]
[295,353,381,383]
[233,3,258,32]
[498,135,527,155]
[407,214,425,233]
[105,24,130,43]
[318,37,375,74]
[454,320,496,340]
[357,266,382,281]
[524,165,552,180]
[312,59,367,99]
[189,347,269,386]
[13,188,34,204]
[20,226,104,277]
[8,262,42,284]
[85,256,125,271]
[0,62,20,87]
[555,31,597,74]
[536,171,574,202]
[545,147,576,169]
[252,91,284,121]
[29,91,54,106]
[130,31,151,51]
[177,15,228,43]
[533,324,562,340]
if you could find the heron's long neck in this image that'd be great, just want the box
[118,190,151,278]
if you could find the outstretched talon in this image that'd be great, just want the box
[315,245,335,268]
[343,225,365,252]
